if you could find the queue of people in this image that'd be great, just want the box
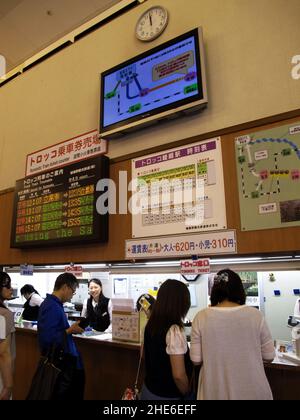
[0,269,280,400]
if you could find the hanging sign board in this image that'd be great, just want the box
[26,130,107,177]
[64,265,83,278]
[11,156,109,248]
[131,137,227,238]
[180,258,211,275]
[126,230,237,259]
[20,264,34,276]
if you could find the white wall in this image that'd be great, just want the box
[110,272,208,321]
[9,272,58,304]
[260,271,300,341]
[1,0,300,190]
[8,271,91,306]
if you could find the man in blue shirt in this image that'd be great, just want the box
[38,273,85,400]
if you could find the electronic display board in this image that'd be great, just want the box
[10,156,109,248]
[100,28,207,139]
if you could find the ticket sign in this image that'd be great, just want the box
[181,258,210,275]
[10,156,109,248]
[64,265,83,277]
[25,129,107,177]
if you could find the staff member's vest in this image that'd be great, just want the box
[22,295,40,321]
[86,296,110,332]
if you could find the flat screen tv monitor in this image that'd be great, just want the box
[99,27,208,139]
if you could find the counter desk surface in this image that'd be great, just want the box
[14,326,300,400]
[14,325,141,400]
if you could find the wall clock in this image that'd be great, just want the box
[135,6,169,42]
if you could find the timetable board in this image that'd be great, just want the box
[10,156,109,248]
[132,137,227,238]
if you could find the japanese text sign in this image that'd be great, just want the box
[26,130,107,177]
[180,258,210,275]
[64,265,83,278]
[126,230,237,259]
[20,264,34,276]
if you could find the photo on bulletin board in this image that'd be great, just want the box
[132,137,227,238]
[235,121,300,231]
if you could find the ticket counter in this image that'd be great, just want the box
[14,326,141,400]
[14,326,300,400]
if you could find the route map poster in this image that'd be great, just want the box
[235,122,300,231]
[11,156,109,248]
[132,137,227,238]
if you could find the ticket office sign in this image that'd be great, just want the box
[25,129,107,177]
[10,156,109,248]
[180,258,211,275]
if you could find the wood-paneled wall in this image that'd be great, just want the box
[1,116,300,265]
[0,160,132,265]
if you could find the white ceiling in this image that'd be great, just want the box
[0,0,124,72]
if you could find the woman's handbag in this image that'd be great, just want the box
[121,347,143,400]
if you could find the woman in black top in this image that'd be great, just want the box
[20,284,43,321]
[140,279,192,400]
[81,279,111,332]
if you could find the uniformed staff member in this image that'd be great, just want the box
[20,284,44,321]
[81,279,111,332]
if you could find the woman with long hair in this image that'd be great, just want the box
[0,272,15,400]
[141,279,191,400]
[190,269,275,400]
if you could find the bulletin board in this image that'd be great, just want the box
[235,121,300,231]
[112,311,140,343]
[132,137,227,238]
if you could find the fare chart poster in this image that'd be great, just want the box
[235,121,300,231]
[132,137,227,239]
[11,156,109,248]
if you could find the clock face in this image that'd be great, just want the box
[135,6,169,42]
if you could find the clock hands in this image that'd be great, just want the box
[149,12,153,27]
